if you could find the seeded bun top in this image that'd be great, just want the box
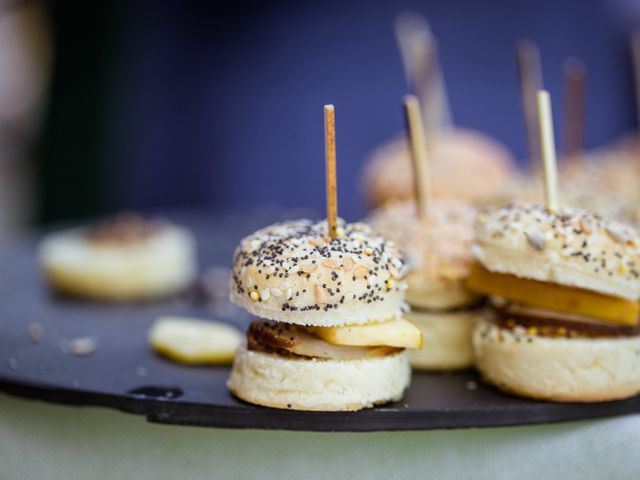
[473,203,640,301]
[230,219,407,327]
[367,200,480,310]
[361,129,514,208]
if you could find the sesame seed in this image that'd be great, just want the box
[353,266,368,279]
[342,256,355,271]
[301,263,317,273]
[322,259,340,269]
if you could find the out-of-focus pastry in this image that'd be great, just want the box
[368,200,482,370]
[40,212,196,301]
[362,130,515,208]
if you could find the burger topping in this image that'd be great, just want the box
[496,303,640,338]
[307,317,422,349]
[247,321,402,359]
[466,263,639,326]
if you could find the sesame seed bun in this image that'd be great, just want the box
[227,345,410,411]
[39,222,196,301]
[229,219,407,327]
[368,200,480,310]
[361,129,514,208]
[473,203,640,301]
[406,307,483,370]
[473,318,640,402]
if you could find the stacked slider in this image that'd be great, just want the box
[367,96,482,370]
[227,219,421,411]
[467,90,640,402]
[467,203,640,401]
[228,105,421,411]
[368,200,481,370]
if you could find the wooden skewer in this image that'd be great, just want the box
[324,105,338,238]
[516,40,543,168]
[403,95,431,219]
[536,90,559,211]
[630,30,640,134]
[394,11,451,134]
[394,12,421,91]
[563,57,587,156]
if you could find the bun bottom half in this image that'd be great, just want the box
[405,308,479,370]
[227,346,410,411]
[473,318,640,402]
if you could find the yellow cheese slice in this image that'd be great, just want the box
[149,316,242,365]
[308,318,422,349]
[466,264,639,327]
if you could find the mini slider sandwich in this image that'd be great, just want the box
[367,95,482,370]
[227,105,421,411]
[467,91,640,402]
[227,219,421,411]
[40,213,196,301]
[368,200,480,370]
[467,203,640,401]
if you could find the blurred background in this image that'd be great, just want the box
[1,0,640,242]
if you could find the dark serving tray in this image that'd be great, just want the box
[2,209,640,432]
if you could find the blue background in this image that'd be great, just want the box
[38,0,640,223]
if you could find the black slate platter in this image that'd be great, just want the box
[2,209,640,432]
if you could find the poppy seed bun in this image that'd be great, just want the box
[40,222,196,301]
[368,200,480,310]
[406,308,481,370]
[473,203,640,301]
[227,345,410,411]
[473,318,640,402]
[361,129,514,207]
[229,219,408,327]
